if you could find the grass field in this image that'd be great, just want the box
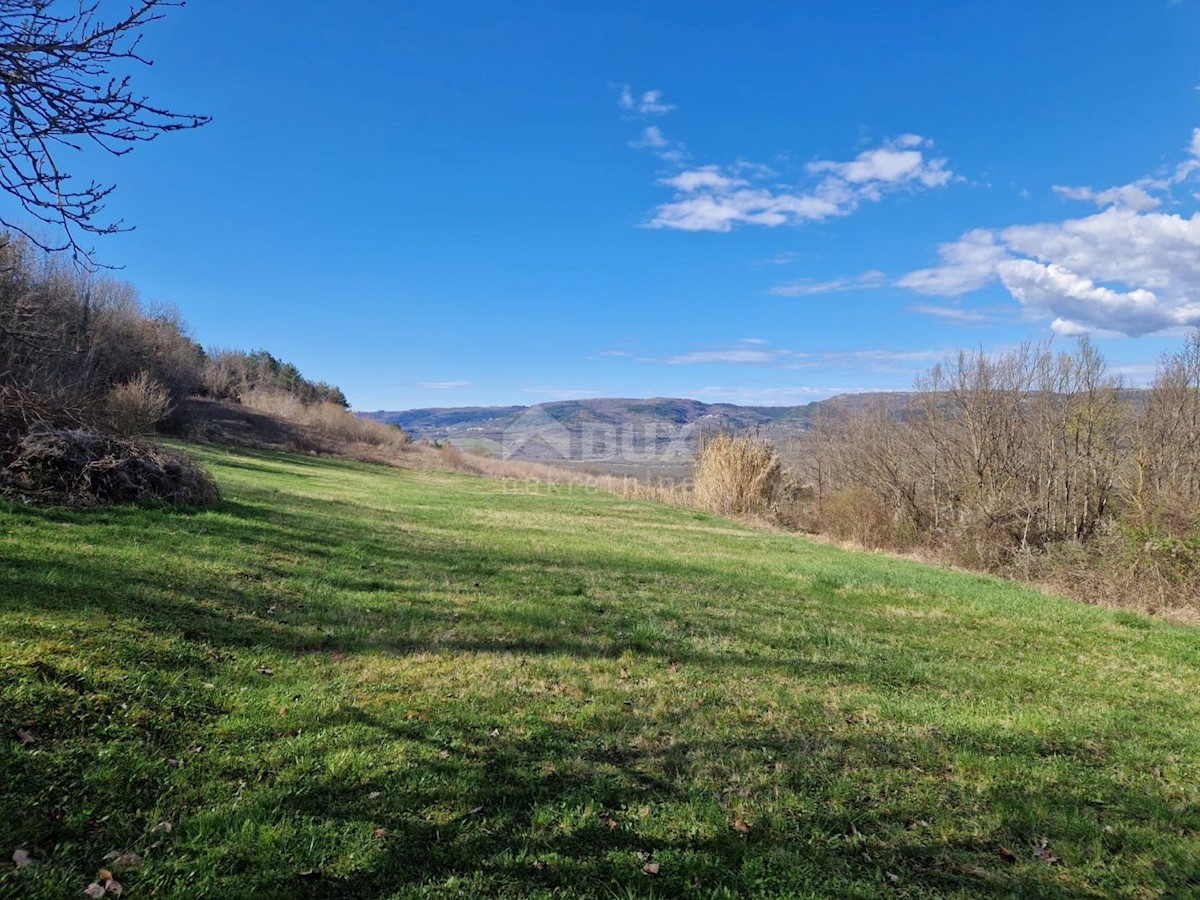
[2,445,1199,897]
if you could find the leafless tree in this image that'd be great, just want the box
[0,1,208,263]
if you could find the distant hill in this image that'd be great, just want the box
[362,390,1150,479]
[363,394,910,438]
[360,394,909,477]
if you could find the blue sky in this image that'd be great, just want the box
[33,0,1200,409]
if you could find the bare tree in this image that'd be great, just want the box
[0,1,208,263]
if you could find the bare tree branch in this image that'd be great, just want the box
[0,0,209,265]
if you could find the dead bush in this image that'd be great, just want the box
[814,487,897,549]
[0,424,219,507]
[692,431,783,517]
[106,372,173,436]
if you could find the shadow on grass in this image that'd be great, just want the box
[215,703,1119,899]
[2,488,1198,897]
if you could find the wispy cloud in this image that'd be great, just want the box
[418,380,473,390]
[616,85,689,162]
[616,85,675,116]
[755,251,802,266]
[645,135,954,233]
[907,303,1017,325]
[695,385,870,405]
[520,386,602,399]
[663,348,784,365]
[769,269,887,297]
[629,126,669,149]
[897,128,1200,336]
[650,343,943,373]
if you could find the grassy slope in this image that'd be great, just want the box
[2,446,1198,898]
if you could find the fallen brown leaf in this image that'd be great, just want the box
[105,877,124,896]
[15,729,35,746]
[642,862,660,876]
[150,822,173,834]
[731,819,752,833]
[999,846,1017,864]
[374,828,388,838]
[98,868,113,881]
[598,813,618,830]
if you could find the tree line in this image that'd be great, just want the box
[0,236,348,435]
[796,335,1200,610]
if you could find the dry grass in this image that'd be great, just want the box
[241,391,409,449]
[692,431,783,516]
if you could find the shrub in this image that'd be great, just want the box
[814,487,897,549]
[692,431,783,517]
[106,372,174,437]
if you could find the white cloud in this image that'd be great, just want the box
[897,129,1200,336]
[646,135,953,232]
[770,269,887,297]
[1052,183,1161,212]
[897,229,1010,296]
[629,126,669,149]
[418,381,473,390]
[617,84,675,116]
[995,257,1171,336]
[756,251,802,266]
[807,137,952,192]
[520,386,602,399]
[654,344,942,372]
[908,303,1014,325]
[814,349,945,366]
[696,385,865,405]
[637,89,675,115]
[660,165,747,192]
[663,348,782,365]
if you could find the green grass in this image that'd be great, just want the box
[2,445,1199,898]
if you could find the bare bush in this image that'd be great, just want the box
[106,372,172,436]
[0,424,218,506]
[692,431,783,517]
[813,487,897,549]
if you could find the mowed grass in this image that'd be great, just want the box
[2,446,1199,898]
